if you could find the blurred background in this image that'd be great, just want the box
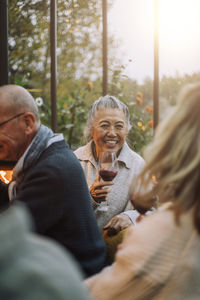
[6,0,200,155]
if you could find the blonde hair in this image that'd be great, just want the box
[131,83,200,233]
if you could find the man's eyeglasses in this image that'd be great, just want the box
[0,112,25,128]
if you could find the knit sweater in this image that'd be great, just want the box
[85,206,200,300]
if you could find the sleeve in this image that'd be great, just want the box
[85,216,163,300]
[14,159,66,233]
[121,209,140,224]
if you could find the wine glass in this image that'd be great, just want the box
[98,151,118,211]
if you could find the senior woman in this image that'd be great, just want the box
[74,95,145,234]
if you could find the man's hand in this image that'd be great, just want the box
[90,174,113,203]
[103,214,133,236]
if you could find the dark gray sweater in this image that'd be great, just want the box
[0,140,107,277]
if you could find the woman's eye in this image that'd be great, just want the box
[101,124,109,129]
[115,125,124,130]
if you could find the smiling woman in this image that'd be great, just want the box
[74,95,145,233]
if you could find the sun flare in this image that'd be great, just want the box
[158,0,200,65]
[159,0,199,42]
[109,0,200,81]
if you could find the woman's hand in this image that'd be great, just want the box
[103,214,133,236]
[90,174,113,203]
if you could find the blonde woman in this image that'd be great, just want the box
[85,83,200,300]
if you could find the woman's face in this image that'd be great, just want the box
[90,108,128,157]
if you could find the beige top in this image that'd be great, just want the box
[74,141,145,229]
[85,206,200,300]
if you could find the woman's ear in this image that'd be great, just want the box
[90,127,94,138]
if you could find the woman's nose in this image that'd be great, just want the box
[107,126,117,136]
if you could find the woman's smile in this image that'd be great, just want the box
[90,107,128,157]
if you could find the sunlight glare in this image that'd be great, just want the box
[159,0,200,64]
[109,0,200,81]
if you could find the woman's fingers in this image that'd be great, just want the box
[95,188,110,195]
[96,181,114,188]
[95,188,110,197]
[103,214,132,236]
[90,173,114,202]
[91,188,110,202]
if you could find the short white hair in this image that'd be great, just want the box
[85,95,131,138]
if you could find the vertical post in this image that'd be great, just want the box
[50,0,57,132]
[102,0,108,96]
[153,0,159,130]
[0,0,8,86]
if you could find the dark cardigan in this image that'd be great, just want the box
[0,140,107,277]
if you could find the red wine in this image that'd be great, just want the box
[99,169,118,181]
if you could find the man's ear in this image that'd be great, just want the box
[23,112,36,134]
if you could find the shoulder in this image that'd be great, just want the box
[41,140,77,163]
[29,140,83,180]
[119,143,145,170]
[74,142,92,160]
[126,144,144,162]
[74,145,86,157]
[121,208,181,252]
[116,209,175,262]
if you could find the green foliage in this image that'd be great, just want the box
[160,72,200,105]
[8,0,49,85]
[128,100,153,155]
[35,80,103,149]
[57,85,88,149]
[8,0,111,149]
[8,0,200,155]
[13,74,30,87]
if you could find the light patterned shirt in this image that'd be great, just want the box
[74,141,145,229]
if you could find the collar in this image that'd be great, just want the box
[13,125,64,180]
[77,141,134,169]
[117,142,135,169]
[78,141,98,168]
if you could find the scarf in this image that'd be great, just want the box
[8,125,64,201]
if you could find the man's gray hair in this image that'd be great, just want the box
[86,95,131,137]
[0,84,40,121]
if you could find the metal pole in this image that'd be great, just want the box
[102,0,108,96]
[0,0,8,86]
[50,0,57,132]
[153,0,159,130]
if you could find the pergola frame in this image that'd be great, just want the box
[50,0,57,132]
[0,0,8,85]
[0,0,159,131]
[102,0,108,96]
[153,0,159,129]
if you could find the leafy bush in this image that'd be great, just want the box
[127,92,153,155]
